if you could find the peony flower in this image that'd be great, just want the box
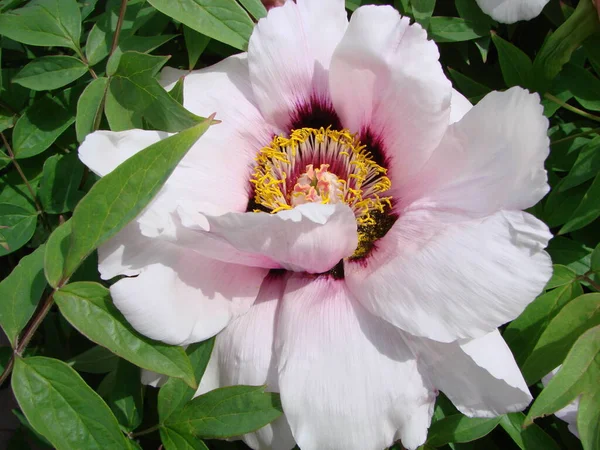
[79,1,552,449]
[542,367,580,438]
[475,0,551,23]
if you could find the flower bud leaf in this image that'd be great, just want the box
[12,356,130,450]
[54,282,197,389]
[164,385,283,439]
[0,244,46,347]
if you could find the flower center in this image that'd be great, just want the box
[251,127,393,259]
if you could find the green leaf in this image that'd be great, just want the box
[108,51,203,132]
[412,0,435,29]
[558,135,600,192]
[504,281,583,367]
[547,236,593,276]
[0,0,81,50]
[184,26,210,70]
[491,33,533,89]
[448,68,491,103]
[546,265,579,289]
[521,293,600,384]
[159,338,215,422]
[426,415,501,446]
[164,385,283,438]
[68,345,119,374]
[558,63,600,112]
[455,0,493,30]
[428,17,488,43]
[44,219,72,288]
[54,282,197,389]
[104,89,143,131]
[63,117,211,278]
[85,0,154,66]
[76,77,109,142]
[0,203,37,256]
[499,412,561,450]
[38,153,84,214]
[105,360,143,430]
[525,325,600,427]
[237,0,267,20]
[559,172,600,234]
[160,427,210,450]
[146,0,253,51]
[0,347,11,373]
[0,244,46,347]
[12,94,75,159]
[533,0,600,92]
[578,386,600,450]
[12,356,130,450]
[12,56,88,91]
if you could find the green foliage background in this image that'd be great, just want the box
[0,0,599,449]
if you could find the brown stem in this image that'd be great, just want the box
[582,275,600,292]
[111,0,129,56]
[129,424,160,438]
[545,93,600,124]
[1,133,50,230]
[0,288,58,386]
[550,127,600,146]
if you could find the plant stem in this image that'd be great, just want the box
[0,133,50,231]
[544,93,600,124]
[582,275,600,292]
[550,127,600,146]
[130,424,161,438]
[111,0,129,56]
[0,288,58,386]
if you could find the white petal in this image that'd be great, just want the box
[175,202,358,273]
[476,0,550,23]
[79,129,167,177]
[329,5,452,189]
[542,367,580,438]
[248,0,348,129]
[215,274,295,450]
[450,89,472,124]
[345,209,552,342]
[407,87,549,215]
[276,275,435,450]
[405,330,532,417]
[105,228,267,345]
[141,369,166,388]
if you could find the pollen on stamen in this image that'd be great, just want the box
[250,127,394,258]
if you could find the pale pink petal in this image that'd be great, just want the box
[104,227,267,345]
[329,5,452,189]
[175,202,358,273]
[542,367,580,438]
[248,0,348,130]
[407,87,549,215]
[346,209,552,342]
[405,330,532,417]
[214,274,295,450]
[276,275,436,450]
[476,0,550,23]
